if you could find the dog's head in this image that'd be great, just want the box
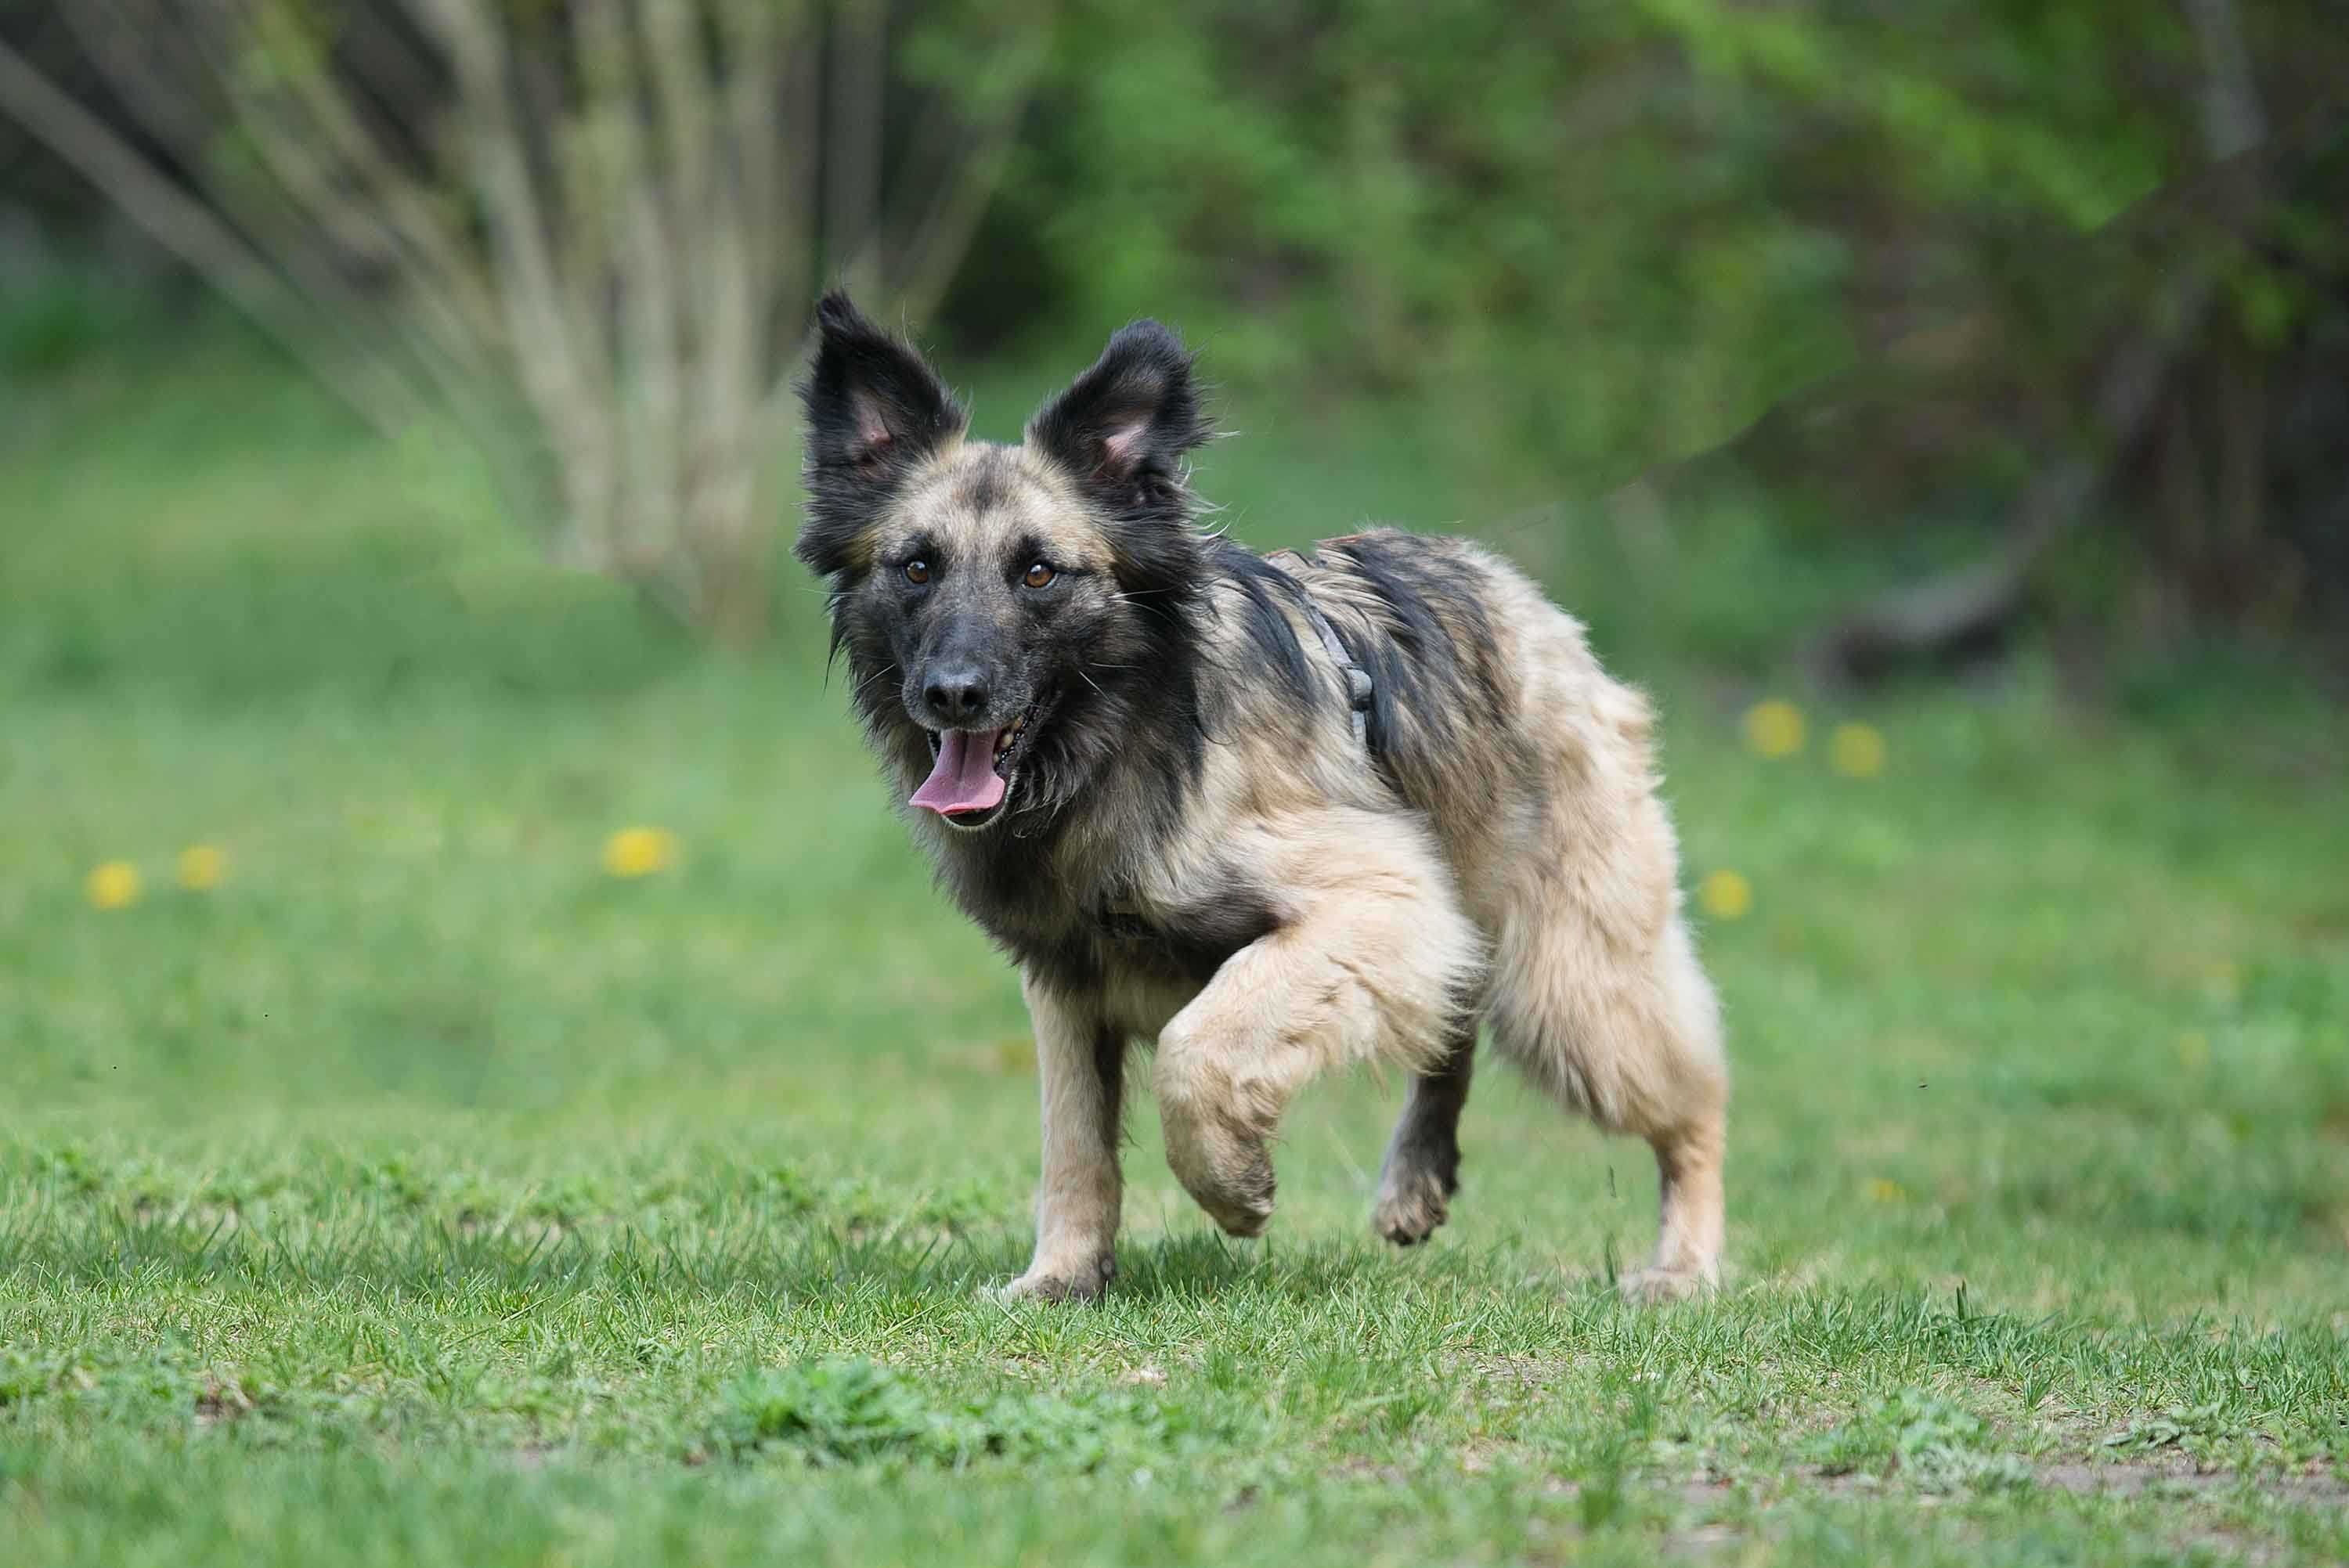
[796,292,1214,833]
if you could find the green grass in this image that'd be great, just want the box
[4,339,2347,1566]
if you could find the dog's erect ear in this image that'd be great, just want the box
[796,291,966,575]
[1027,320,1210,524]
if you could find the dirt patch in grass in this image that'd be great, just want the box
[2033,1455,2349,1505]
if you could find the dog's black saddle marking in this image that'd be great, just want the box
[1304,603,1373,749]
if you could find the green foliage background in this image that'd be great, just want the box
[8,0,2346,661]
[940,0,2333,481]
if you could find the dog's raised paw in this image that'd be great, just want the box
[1207,1197,1272,1238]
[1193,1156,1276,1238]
[1164,1119,1277,1238]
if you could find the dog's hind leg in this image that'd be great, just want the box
[1490,907,1727,1301]
[1153,812,1483,1238]
[1372,1020,1477,1245]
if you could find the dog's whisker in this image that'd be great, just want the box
[1108,593,1177,627]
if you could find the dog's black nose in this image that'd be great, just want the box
[922,666,990,724]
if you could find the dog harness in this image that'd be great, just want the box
[1304,604,1374,750]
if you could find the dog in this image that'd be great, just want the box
[795,294,1728,1303]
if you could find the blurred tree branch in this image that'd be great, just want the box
[0,0,1044,640]
[1777,0,2313,687]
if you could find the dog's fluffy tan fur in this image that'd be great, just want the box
[797,294,1727,1303]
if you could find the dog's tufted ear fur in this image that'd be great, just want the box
[796,291,967,576]
[1027,320,1211,526]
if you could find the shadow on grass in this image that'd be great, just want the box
[0,1201,1488,1309]
[1099,1231,1476,1304]
[0,1206,998,1301]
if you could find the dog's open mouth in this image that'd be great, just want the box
[911,704,1041,831]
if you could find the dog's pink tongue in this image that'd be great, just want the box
[911,728,1008,816]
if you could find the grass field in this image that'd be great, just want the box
[5,339,2347,1565]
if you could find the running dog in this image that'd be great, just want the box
[796,294,1728,1303]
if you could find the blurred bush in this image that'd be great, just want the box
[948,0,2348,673]
[962,4,2325,451]
[2,0,1045,641]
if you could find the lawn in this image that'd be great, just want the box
[3,340,2347,1566]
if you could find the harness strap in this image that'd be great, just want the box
[1094,600,1369,943]
[1304,603,1373,750]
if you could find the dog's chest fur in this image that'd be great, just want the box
[941,829,1283,1032]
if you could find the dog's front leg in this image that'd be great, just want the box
[1153,818,1482,1237]
[999,974,1125,1303]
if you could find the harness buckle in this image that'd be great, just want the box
[1304,604,1373,751]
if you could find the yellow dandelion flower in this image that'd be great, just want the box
[86,860,142,910]
[176,844,228,891]
[2174,1031,2210,1069]
[602,826,680,878]
[1828,722,1886,779]
[1698,869,1752,921]
[1864,1177,1908,1205]
[1742,698,1805,759]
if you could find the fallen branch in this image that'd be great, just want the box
[1802,0,2267,688]
[1802,269,2214,688]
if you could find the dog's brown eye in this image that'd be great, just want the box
[904,560,930,586]
[1023,562,1055,589]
